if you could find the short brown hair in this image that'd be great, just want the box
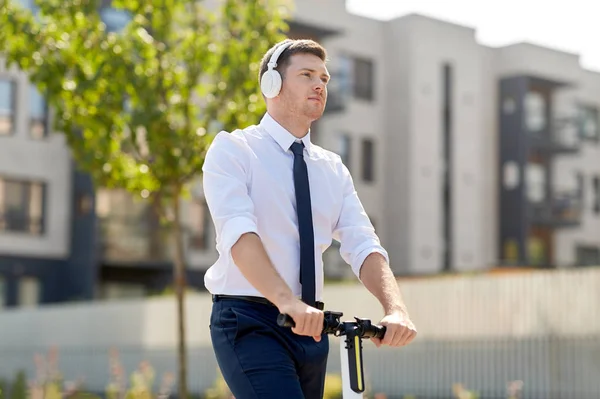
[258,39,327,85]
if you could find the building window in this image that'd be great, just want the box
[353,58,374,101]
[524,91,547,132]
[338,55,353,97]
[0,79,16,136]
[503,97,516,115]
[338,134,351,172]
[579,105,599,142]
[361,139,374,182]
[337,55,374,101]
[0,177,46,235]
[188,199,211,251]
[503,161,520,189]
[526,163,546,203]
[30,84,49,139]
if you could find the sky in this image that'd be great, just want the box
[346,0,600,72]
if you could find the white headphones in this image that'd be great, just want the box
[260,41,293,98]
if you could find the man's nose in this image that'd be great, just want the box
[314,81,325,92]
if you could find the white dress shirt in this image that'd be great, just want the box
[202,112,389,301]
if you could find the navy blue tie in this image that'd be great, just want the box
[290,141,316,307]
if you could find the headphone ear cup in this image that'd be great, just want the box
[261,70,282,98]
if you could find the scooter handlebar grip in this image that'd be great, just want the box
[277,313,295,328]
[374,325,386,339]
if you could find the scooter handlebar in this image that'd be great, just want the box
[354,317,387,339]
[277,311,386,339]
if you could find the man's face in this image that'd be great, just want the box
[276,53,330,122]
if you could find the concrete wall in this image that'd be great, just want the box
[382,17,412,275]
[382,15,491,275]
[481,46,500,267]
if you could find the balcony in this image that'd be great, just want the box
[528,116,581,154]
[97,217,212,266]
[97,215,172,266]
[528,187,583,227]
[95,188,213,267]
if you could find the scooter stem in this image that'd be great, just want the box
[340,323,366,398]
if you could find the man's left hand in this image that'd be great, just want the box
[371,311,417,348]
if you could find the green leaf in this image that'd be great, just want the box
[1,0,289,200]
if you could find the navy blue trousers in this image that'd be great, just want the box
[209,297,329,399]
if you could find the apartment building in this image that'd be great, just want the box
[1,0,599,307]
[0,1,139,307]
[293,1,600,275]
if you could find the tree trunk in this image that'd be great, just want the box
[172,189,188,399]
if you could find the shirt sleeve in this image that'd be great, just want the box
[332,160,389,279]
[202,130,259,257]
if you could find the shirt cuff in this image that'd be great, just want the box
[352,247,390,280]
[219,215,259,255]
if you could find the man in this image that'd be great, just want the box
[202,38,417,399]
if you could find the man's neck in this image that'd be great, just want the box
[269,110,310,139]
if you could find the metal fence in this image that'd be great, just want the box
[1,334,599,399]
[1,268,599,398]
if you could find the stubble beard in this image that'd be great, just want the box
[302,99,325,122]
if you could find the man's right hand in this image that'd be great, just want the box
[277,299,324,341]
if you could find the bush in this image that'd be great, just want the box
[2,347,173,399]
[202,371,345,399]
[322,373,342,399]
[2,346,525,399]
[202,369,232,399]
[9,371,26,399]
[0,377,8,399]
[106,348,175,399]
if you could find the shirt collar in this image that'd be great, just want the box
[259,112,314,155]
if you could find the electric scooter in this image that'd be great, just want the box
[278,310,386,398]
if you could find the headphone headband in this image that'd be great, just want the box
[267,41,293,70]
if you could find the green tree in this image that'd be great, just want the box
[0,0,290,397]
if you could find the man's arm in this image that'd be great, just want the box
[359,252,417,347]
[231,232,295,308]
[359,252,408,315]
[202,132,323,340]
[331,161,416,347]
